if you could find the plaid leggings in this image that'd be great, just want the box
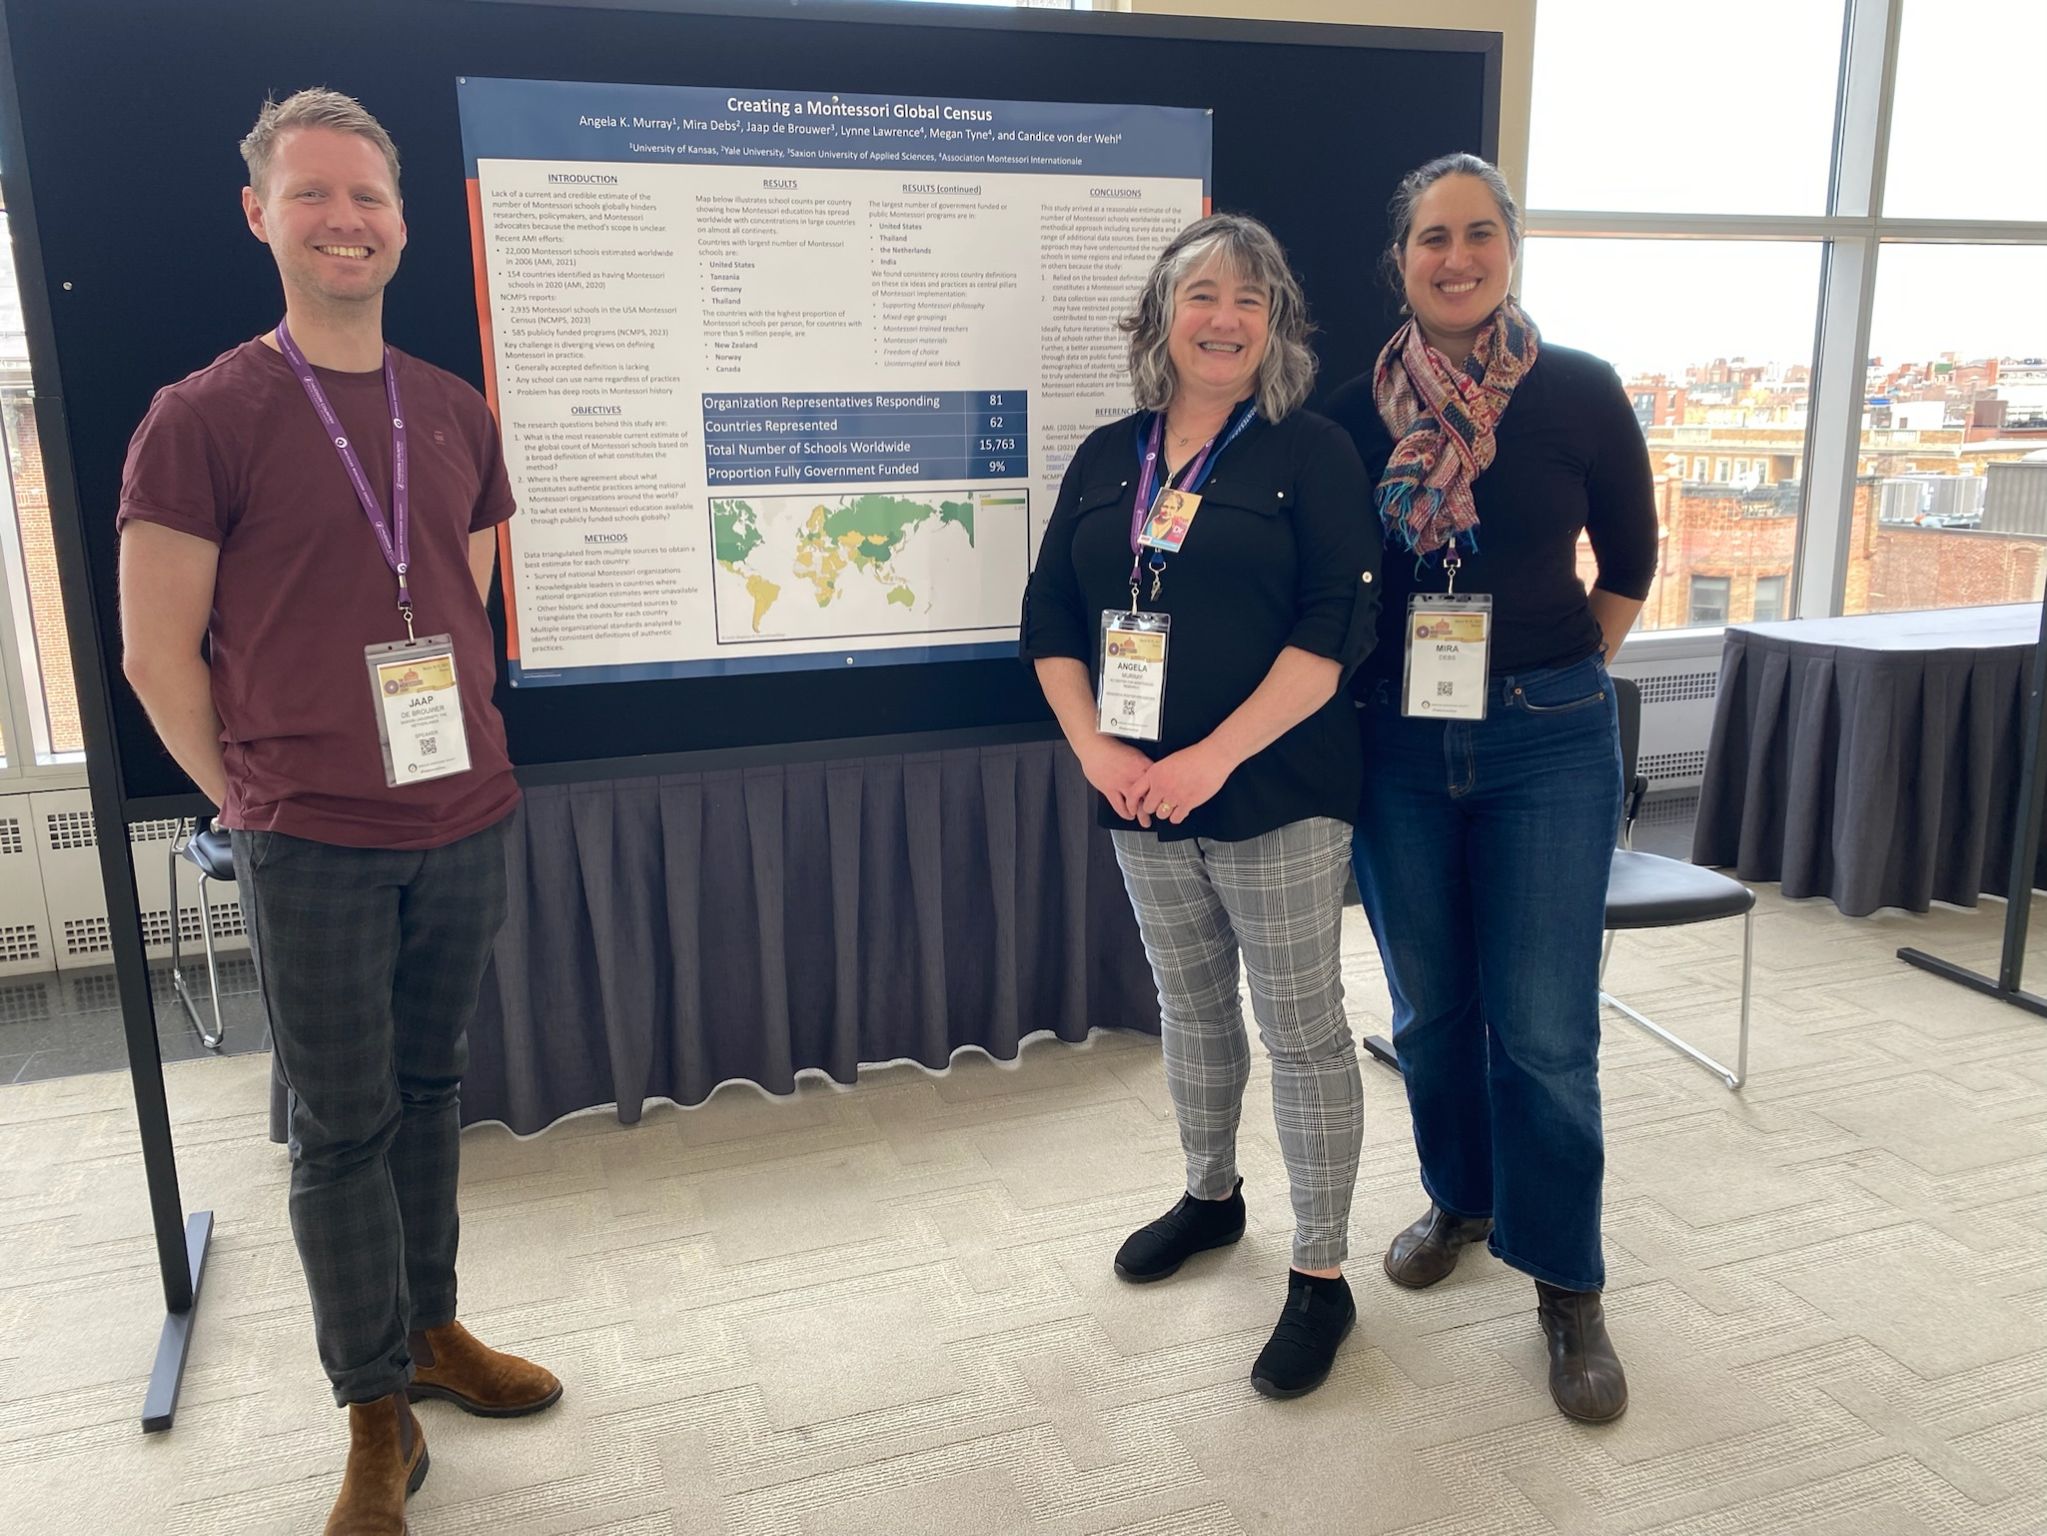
[1112,816,1362,1269]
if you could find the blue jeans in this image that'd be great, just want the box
[1350,655,1622,1290]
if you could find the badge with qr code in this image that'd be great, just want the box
[1403,593,1492,720]
[1098,609,1171,741]
[364,635,473,786]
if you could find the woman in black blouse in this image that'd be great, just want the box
[1022,213,1379,1399]
[1325,154,1657,1424]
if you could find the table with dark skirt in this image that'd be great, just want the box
[270,738,1161,1139]
[1692,603,2047,917]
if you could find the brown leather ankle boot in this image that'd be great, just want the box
[324,1392,428,1535]
[1383,1205,1494,1289]
[408,1320,563,1417]
[1535,1281,1629,1423]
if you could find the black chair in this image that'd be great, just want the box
[167,817,236,1051]
[1604,677,1755,1090]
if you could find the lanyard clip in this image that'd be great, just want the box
[1443,538,1461,596]
[400,601,416,643]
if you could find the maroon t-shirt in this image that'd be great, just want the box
[117,339,520,849]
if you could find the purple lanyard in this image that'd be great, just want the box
[1128,399,1257,591]
[275,321,414,636]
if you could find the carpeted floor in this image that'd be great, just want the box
[1,891,2043,1534]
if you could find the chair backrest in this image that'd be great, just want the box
[1612,673,1643,790]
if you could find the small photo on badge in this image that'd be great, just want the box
[1144,489,1193,549]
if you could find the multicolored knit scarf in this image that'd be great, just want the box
[1373,299,1540,557]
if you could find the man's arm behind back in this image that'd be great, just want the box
[120,520,229,809]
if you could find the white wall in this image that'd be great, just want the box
[1119,0,1536,202]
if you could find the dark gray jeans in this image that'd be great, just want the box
[234,819,509,1405]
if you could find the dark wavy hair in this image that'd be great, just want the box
[1380,152,1522,304]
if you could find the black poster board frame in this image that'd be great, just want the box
[0,0,1499,1431]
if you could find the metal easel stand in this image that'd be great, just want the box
[1898,599,2047,1018]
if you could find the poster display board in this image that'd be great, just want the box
[458,78,1211,686]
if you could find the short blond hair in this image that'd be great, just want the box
[240,88,401,199]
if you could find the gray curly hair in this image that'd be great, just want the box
[1120,212,1317,422]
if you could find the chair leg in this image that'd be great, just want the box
[195,877,225,1051]
[1734,907,1752,1088]
[169,820,225,1053]
[1598,909,1751,1091]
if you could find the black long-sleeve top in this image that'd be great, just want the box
[1021,407,1381,841]
[1323,343,1658,686]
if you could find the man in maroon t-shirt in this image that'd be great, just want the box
[118,89,561,1534]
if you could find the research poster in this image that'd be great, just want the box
[457,77,1212,686]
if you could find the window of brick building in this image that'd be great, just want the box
[1754,575,1787,623]
[1689,576,1731,627]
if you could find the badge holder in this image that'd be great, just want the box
[364,635,474,785]
[1098,609,1171,741]
[1403,590,1493,720]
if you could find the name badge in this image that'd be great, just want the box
[365,636,474,786]
[1403,593,1492,720]
[1098,610,1171,741]
[1138,487,1202,554]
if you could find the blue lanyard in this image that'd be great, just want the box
[1127,398,1258,602]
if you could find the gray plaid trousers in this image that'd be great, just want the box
[1112,816,1363,1269]
[234,820,509,1405]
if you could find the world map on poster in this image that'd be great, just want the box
[712,491,1020,643]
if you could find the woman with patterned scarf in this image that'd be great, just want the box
[1325,153,1658,1424]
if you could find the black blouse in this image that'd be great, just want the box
[1021,407,1381,841]
[1323,343,1658,684]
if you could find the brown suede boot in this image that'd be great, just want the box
[324,1393,428,1536]
[408,1320,563,1417]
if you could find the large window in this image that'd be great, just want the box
[1885,1,2045,222]
[1850,244,2047,616]
[1524,0,2047,633]
[1525,0,1843,216]
[0,213,79,777]
[1519,238,1821,635]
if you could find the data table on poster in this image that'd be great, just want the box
[703,390,1029,488]
[458,76,1210,687]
